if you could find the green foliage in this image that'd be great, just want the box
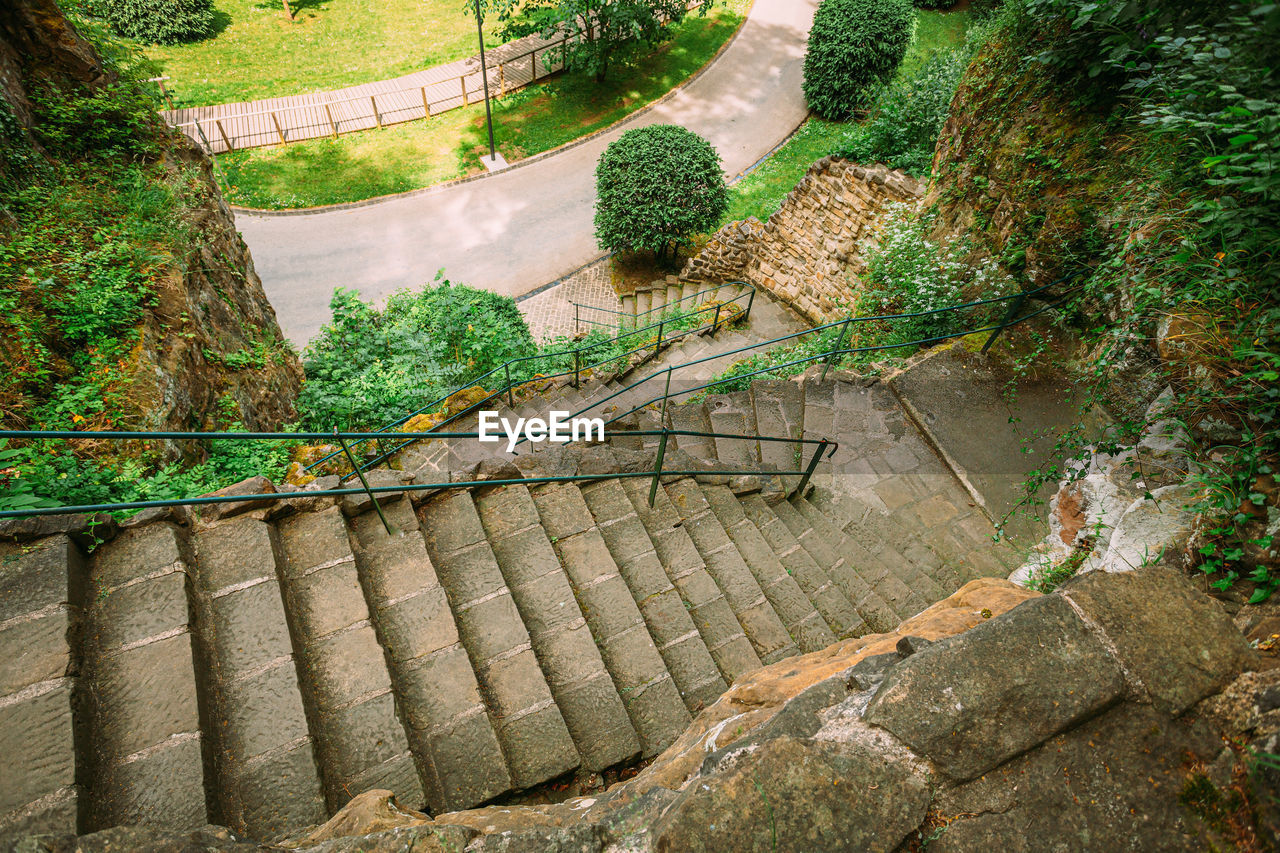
[475,0,707,83]
[802,0,915,120]
[299,278,537,431]
[31,81,158,161]
[594,124,728,259]
[984,0,1280,596]
[84,0,216,45]
[19,430,296,515]
[0,441,59,513]
[858,203,1016,342]
[835,46,968,174]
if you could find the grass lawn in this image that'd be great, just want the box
[719,9,971,226]
[219,1,748,209]
[145,0,505,107]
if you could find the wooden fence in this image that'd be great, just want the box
[164,2,704,156]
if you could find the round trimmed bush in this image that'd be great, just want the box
[802,0,915,120]
[594,124,729,260]
[89,0,217,45]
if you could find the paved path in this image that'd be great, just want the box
[236,0,817,346]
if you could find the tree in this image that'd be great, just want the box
[470,0,709,83]
[802,0,914,120]
[594,124,728,262]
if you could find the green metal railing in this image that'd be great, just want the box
[0,427,837,532]
[308,280,757,478]
[510,275,1080,451]
[571,281,756,334]
[340,274,1075,473]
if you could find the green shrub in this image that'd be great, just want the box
[594,124,728,261]
[86,0,216,45]
[858,203,1016,343]
[835,48,968,174]
[802,0,915,120]
[298,278,537,431]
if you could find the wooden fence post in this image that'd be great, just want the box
[499,63,506,96]
[461,76,469,106]
[271,112,286,145]
[324,103,338,138]
[420,86,431,118]
[371,95,382,129]
[214,119,233,151]
[531,50,538,82]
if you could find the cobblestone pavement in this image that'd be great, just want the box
[519,256,622,342]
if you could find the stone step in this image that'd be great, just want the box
[752,380,804,490]
[699,484,835,654]
[578,477,726,712]
[635,289,652,320]
[810,487,976,594]
[619,477,762,684]
[418,492,579,790]
[705,392,759,468]
[665,282,682,315]
[799,376,838,493]
[531,483,691,757]
[274,507,423,813]
[80,524,207,831]
[791,496,947,606]
[662,478,799,665]
[190,516,326,838]
[771,498,926,624]
[737,494,875,637]
[669,403,715,461]
[649,286,667,318]
[348,498,512,813]
[0,535,85,837]
[474,485,642,770]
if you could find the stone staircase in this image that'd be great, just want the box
[615,277,748,331]
[0,341,1078,845]
[395,281,804,478]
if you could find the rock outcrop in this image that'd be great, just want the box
[0,0,301,435]
[15,568,1273,851]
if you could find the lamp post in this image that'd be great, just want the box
[474,0,497,163]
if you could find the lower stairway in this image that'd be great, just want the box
[0,344,1058,844]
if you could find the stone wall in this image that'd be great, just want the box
[681,158,923,325]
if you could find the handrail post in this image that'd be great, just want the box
[660,366,673,426]
[655,319,664,358]
[746,285,756,321]
[648,428,669,508]
[712,302,722,334]
[791,438,829,499]
[820,317,852,383]
[574,303,579,335]
[505,362,514,407]
[335,431,395,534]
[573,350,581,389]
[981,292,1029,354]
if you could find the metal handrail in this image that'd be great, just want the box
[0,427,838,528]
[303,282,757,475]
[596,292,1077,432]
[511,275,1081,450]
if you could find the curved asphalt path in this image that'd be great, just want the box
[236,0,818,345]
